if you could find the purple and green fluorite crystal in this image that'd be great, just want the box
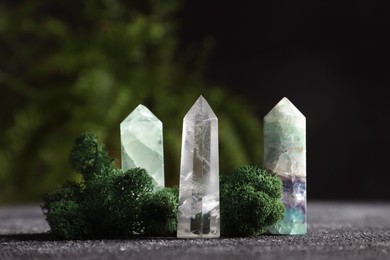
[264,97,307,235]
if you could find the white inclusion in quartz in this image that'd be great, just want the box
[177,95,220,238]
[120,104,164,189]
[264,97,307,235]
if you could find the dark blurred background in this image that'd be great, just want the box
[0,0,389,203]
[179,0,390,200]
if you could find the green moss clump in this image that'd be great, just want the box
[42,181,89,239]
[69,132,114,181]
[42,132,177,239]
[44,200,90,239]
[109,168,155,235]
[141,187,179,237]
[220,165,285,237]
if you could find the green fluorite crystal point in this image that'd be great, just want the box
[120,104,164,189]
[264,97,307,235]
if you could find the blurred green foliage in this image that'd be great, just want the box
[0,0,262,203]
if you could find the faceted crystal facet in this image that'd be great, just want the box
[177,96,220,238]
[120,104,164,189]
[264,97,307,235]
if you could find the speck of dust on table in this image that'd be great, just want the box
[0,202,390,260]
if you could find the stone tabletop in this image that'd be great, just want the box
[1,202,390,259]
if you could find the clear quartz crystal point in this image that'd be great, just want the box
[120,104,164,189]
[264,97,307,235]
[177,95,220,238]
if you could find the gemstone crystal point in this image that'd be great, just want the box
[177,95,220,238]
[264,97,307,235]
[120,104,164,189]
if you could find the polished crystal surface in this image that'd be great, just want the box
[177,96,220,238]
[264,97,307,235]
[120,104,164,189]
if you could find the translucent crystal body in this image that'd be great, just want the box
[120,104,164,189]
[177,96,220,238]
[264,97,307,235]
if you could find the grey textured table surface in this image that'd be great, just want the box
[0,202,390,259]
